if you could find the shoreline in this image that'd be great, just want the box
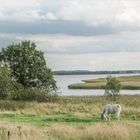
[68,75,140,90]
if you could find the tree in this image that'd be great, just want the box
[104,76,121,101]
[0,67,13,99]
[0,40,57,92]
[0,67,24,99]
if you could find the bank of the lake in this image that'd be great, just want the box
[68,75,140,90]
[54,74,140,96]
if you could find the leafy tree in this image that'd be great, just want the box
[0,67,24,99]
[0,41,57,92]
[0,67,12,99]
[105,75,121,101]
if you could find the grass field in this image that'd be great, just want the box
[68,75,140,89]
[0,95,139,140]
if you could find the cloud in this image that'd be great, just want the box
[45,12,57,20]
[47,52,140,71]
[27,32,140,54]
[0,20,116,36]
[0,0,41,22]
[0,0,140,29]
[1,32,140,71]
[48,0,140,28]
[1,0,140,70]
[1,31,140,54]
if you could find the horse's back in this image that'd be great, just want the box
[104,104,121,114]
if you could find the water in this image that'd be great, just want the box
[54,74,140,96]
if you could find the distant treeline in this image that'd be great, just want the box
[53,70,140,75]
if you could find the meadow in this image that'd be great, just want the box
[0,95,139,140]
[68,75,140,89]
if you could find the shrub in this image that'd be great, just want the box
[32,89,59,102]
[105,75,121,101]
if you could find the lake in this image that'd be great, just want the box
[54,74,140,96]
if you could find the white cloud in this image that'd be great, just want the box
[45,12,57,20]
[57,0,123,26]
[0,0,48,22]
[1,31,140,54]
[0,0,140,28]
[57,0,140,28]
[117,0,140,26]
[1,32,140,70]
[47,52,140,71]
[29,32,140,54]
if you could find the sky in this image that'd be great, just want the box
[0,0,140,71]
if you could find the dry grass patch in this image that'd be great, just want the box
[0,121,49,140]
[50,122,140,140]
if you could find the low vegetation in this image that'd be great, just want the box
[50,123,140,140]
[104,76,122,101]
[0,95,139,139]
[68,75,140,89]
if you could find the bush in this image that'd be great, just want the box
[30,89,59,102]
[10,88,59,102]
[105,75,121,101]
[0,100,25,111]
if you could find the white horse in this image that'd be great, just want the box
[101,104,121,121]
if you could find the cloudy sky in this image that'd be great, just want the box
[0,0,140,71]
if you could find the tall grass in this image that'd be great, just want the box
[0,95,139,139]
[0,122,139,140]
[0,122,49,140]
[50,122,140,140]
[0,95,139,121]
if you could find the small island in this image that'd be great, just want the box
[68,75,140,90]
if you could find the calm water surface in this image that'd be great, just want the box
[54,74,140,96]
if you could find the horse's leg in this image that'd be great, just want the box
[108,114,111,121]
[104,113,108,121]
[116,112,120,121]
